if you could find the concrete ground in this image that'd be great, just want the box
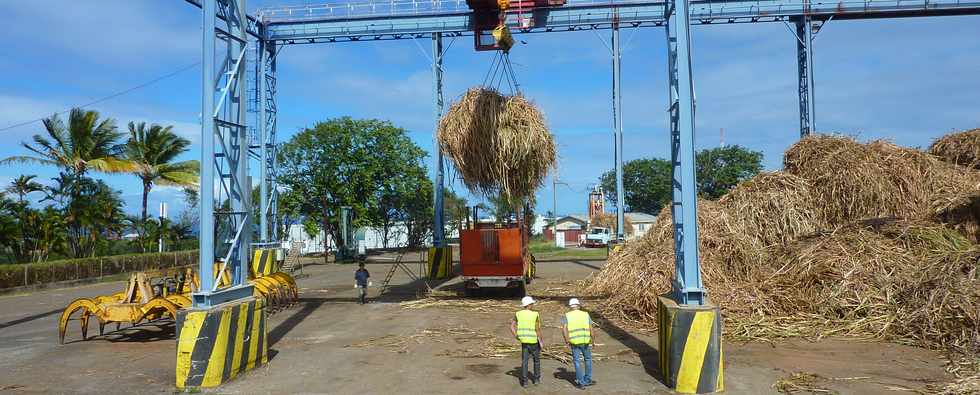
[0,253,954,394]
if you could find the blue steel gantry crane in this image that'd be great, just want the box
[181,0,980,391]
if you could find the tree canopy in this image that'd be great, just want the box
[277,117,431,258]
[600,145,763,214]
[122,121,198,221]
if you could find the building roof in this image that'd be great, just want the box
[625,212,657,223]
[544,215,588,229]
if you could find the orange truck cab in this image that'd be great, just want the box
[459,216,535,297]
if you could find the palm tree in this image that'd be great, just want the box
[1,108,133,178]
[123,122,199,221]
[5,175,44,204]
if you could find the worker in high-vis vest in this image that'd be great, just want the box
[510,296,543,387]
[562,298,595,389]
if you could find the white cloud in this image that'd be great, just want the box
[0,1,200,65]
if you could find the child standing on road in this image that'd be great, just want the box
[355,262,370,304]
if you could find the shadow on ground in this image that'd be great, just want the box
[554,366,577,385]
[0,308,63,330]
[62,320,177,344]
[592,311,664,385]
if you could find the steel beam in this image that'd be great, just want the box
[432,33,446,248]
[260,0,980,43]
[199,0,217,295]
[267,48,279,242]
[256,34,279,242]
[195,0,254,307]
[612,21,625,241]
[666,0,704,305]
[183,0,261,38]
[794,16,816,137]
[259,38,269,242]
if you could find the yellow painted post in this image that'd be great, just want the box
[656,295,723,393]
[427,247,452,279]
[175,297,268,390]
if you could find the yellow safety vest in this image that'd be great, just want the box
[515,309,539,344]
[565,310,592,345]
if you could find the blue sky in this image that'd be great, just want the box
[0,1,978,220]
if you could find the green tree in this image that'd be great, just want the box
[600,145,763,213]
[5,175,44,204]
[123,122,199,221]
[18,206,65,263]
[302,217,321,241]
[277,189,304,241]
[41,175,125,258]
[443,190,469,234]
[696,145,763,199]
[486,193,521,221]
[600,158,673,214]
[404,179,434,248]
[370,130,428,248]
[178,186,200,234]
[1,108,133,178]
[1,109,134,259]
[67,178,125,257]
[0,195,19,263]
[278,117,429,262]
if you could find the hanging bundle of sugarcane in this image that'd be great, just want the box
[437,52,556,201]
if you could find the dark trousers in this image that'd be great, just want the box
[520,343,541,384]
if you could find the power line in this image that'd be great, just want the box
[0,61,202,133]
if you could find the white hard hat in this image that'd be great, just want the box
[568,298,581,307]
[521,296,536,307]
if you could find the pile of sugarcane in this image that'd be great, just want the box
[586,134,980,384]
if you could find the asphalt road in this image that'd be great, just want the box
[0,256,955,394]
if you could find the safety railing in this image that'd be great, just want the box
[258,0,977,24]
[257,0,660,22]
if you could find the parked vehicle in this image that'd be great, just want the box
[583,226,611,247]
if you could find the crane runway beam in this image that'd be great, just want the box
[258,0,980,43]
[184,0,262,38]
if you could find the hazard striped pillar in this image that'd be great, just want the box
[657,296,723,393]
[175,297,268,389]
[251,248,279,278]
[427,247,452,279]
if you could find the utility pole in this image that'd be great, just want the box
[432,32,446,248]
[159,202,168,253]
[551,159,568,241]
[612,19,625,242]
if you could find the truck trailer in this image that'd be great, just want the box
[458,212,535,297]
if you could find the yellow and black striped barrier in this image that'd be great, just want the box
[427,247,452,279]
[657,295,723,394]
[251,248,279,277]
[175,297,268,390]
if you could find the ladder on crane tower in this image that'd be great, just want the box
[377,248,429,298]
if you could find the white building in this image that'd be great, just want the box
[625,212,658,239]
[282,221,461,253]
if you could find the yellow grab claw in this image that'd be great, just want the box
[137,297,181,323]
[59,298,102,344]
